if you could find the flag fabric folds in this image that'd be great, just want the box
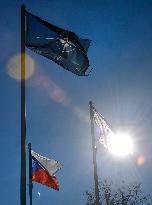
[25,11,91,76]
[92,105,113,148]
[31,150,63,190]
[31,150,63,175]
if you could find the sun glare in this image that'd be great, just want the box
[7,54,35,80]
[107,132,134,157]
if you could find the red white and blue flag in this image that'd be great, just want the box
[31,150,63,190]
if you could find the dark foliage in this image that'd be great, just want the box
[85,180,152,205]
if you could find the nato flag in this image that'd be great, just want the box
[25,11,91,76]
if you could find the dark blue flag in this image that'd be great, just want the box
[25,11,91,76]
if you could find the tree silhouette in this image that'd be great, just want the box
[85,180,152,205]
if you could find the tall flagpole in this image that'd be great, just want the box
[28,143,33,205]
[21,4,26,205]
[89,101,100,205]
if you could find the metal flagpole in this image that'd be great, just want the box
[89,101,100,205]
[21,4,26,205]
[28,143,33,205]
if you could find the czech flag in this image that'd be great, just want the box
[31,150,63,191]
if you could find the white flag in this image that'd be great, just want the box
[92,105,113,148]
[31,150,63,176]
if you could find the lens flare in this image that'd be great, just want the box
[7,54,35,80]
[137,155,145,166]
[107,132,134,157]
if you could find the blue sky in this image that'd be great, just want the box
[1,0,152,204]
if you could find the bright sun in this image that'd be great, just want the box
[106,132,134,157]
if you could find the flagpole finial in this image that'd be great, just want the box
[89,101,93,106]
[28,143,31,149]
[21,4,26,9]
[89,101,94,111]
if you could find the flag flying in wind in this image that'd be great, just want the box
[31,150,63,190]
[92,105,113,148]
[25,11,91,76]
